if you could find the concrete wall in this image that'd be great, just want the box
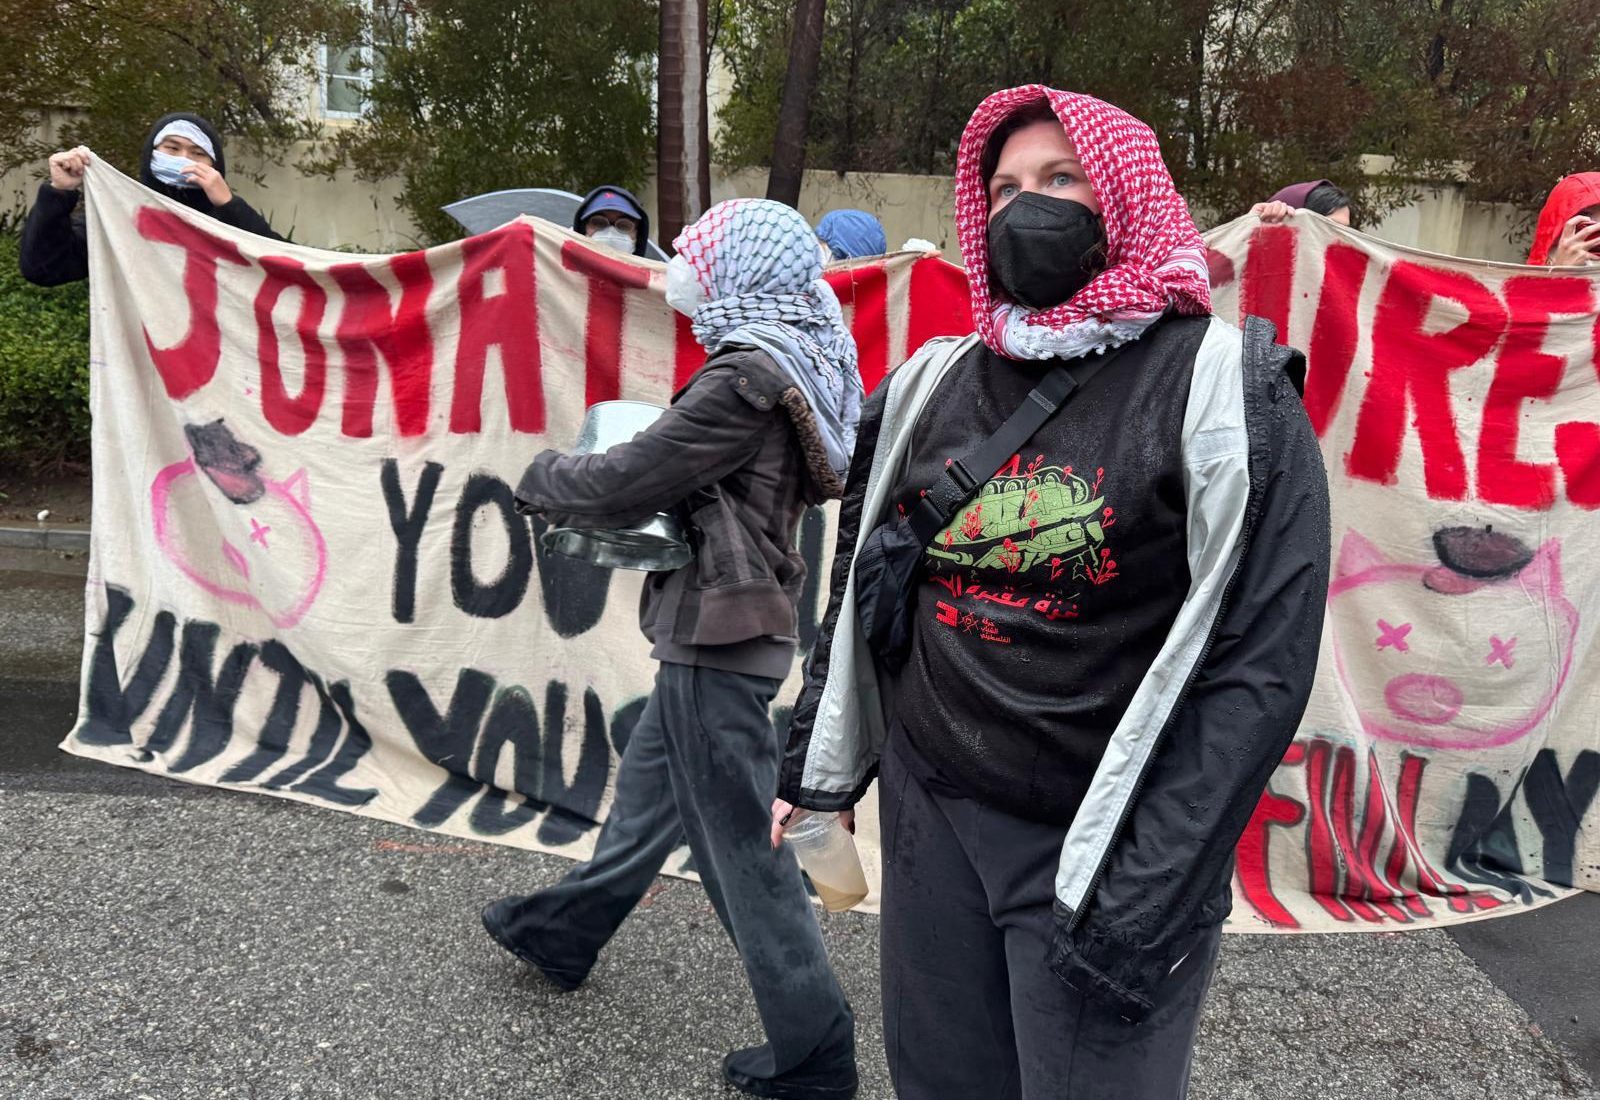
[5,114,1533,262]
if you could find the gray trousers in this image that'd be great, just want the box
[491,663,853,1076]
[880,729,1222,1100]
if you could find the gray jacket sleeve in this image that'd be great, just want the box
[514,360,777,529]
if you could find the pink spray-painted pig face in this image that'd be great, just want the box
[1327,530,1580,750]
[151,451,327,630]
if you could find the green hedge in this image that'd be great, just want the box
[0,232,91,466]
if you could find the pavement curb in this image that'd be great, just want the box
[0,525,90,552]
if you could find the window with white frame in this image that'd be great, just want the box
[321,1,407,119]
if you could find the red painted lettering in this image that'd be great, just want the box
[254,256,328,436]
[1239,225,1296,340]
[561,241,654,407]
[1478,277,1591,508]
[452,221,544,434]
[1393,752,1501,915]
[1304,739,1355,922]
[1347,262,1508,498]
[904,256,974,371]
[135,206,249,399]
[328,253,434,437]
[1236,744,1307,929]
[1552,314,1600,507]
[826,263,890,392]
[1302,243,1370,437]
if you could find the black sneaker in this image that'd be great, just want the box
[720,1046,859,1099]
[479,900,587,992]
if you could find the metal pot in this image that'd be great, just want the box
[540,400,695,573]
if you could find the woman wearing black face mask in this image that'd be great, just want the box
[773,87,1332,1099]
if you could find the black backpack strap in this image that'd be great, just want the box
[908,345,1124,544]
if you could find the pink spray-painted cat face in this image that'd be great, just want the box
[151,457,327,629]
[1327,531,1579,750]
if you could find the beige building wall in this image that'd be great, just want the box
[6,112,1533,264]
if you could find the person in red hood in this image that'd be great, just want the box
[773,85,1330,1099]
[1527,173,1600,265]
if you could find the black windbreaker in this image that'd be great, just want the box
[779,315,1331,1023]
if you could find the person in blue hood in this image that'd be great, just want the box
[20,111,283,287]
[573,185,652,256]
[815,209,887,261]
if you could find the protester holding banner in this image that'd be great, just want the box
[571,184,653,256]
[485,198,862,1099]
[774,86,1331,1100]
[1526,172,1600,266]
[816,209,888,261]
[19,112,282,287]
[1248,179,1354,227]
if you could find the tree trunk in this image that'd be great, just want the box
[658,0,712,248]
[766,0,826,207]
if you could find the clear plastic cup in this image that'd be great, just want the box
[785,812,869,912]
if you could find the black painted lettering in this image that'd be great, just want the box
[291,680,379,807]
[537,682,611,845]
[452,473,533,618]
[79,586,176,747]
[382,459,445,624]
[261,670,343,790]
[388,668,495,826]
[220,640,309,782]
[146,621,258,773]
[467,685,546,834]
[1446,773,1542,902]
[529,514,613,638]
[1522,749,1600,885]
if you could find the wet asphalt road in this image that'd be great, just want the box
[2,544,1597,1100]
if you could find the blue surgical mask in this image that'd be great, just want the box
[150,150,200,188]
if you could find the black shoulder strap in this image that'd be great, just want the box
[909,344,1125,544]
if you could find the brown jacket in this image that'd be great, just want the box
[516,348,845,663]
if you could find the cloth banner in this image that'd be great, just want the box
[61,160,970,912]
[64,158,1598,932]
[1204,216,1598,930]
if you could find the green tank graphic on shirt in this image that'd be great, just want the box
[927,466,1106,577]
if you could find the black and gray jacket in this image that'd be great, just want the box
[517,348,846,675]
[778,315,1331,1022]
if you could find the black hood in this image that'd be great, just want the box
[139,112,227,212]
[573,184,651,257]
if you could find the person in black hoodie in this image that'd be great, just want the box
[571,184,651,256]
[19,112,282,287]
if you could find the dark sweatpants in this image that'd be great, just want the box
[489,663,853,1077]
[879,729,1222,1100]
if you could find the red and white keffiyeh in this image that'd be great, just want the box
[955,85,1212,360]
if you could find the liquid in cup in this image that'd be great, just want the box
[784,812,869,911]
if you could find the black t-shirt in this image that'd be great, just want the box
[890,315,1206,824]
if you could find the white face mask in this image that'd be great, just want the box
[664,255,707,317]
[590,226,635,253]
[150,149,201,188]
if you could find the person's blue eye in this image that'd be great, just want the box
[1052,173,1074,188]
[998,183,1019,198]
